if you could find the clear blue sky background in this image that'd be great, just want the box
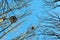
[0,0,50,40]
[0,0,60,40]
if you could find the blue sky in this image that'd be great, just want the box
[0,0,60,40]
[0,0,41,40]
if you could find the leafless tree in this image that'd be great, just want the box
[0,0,32,39]
[36,11,60,40]
[12,23,42,40]
[42,0,60,12]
